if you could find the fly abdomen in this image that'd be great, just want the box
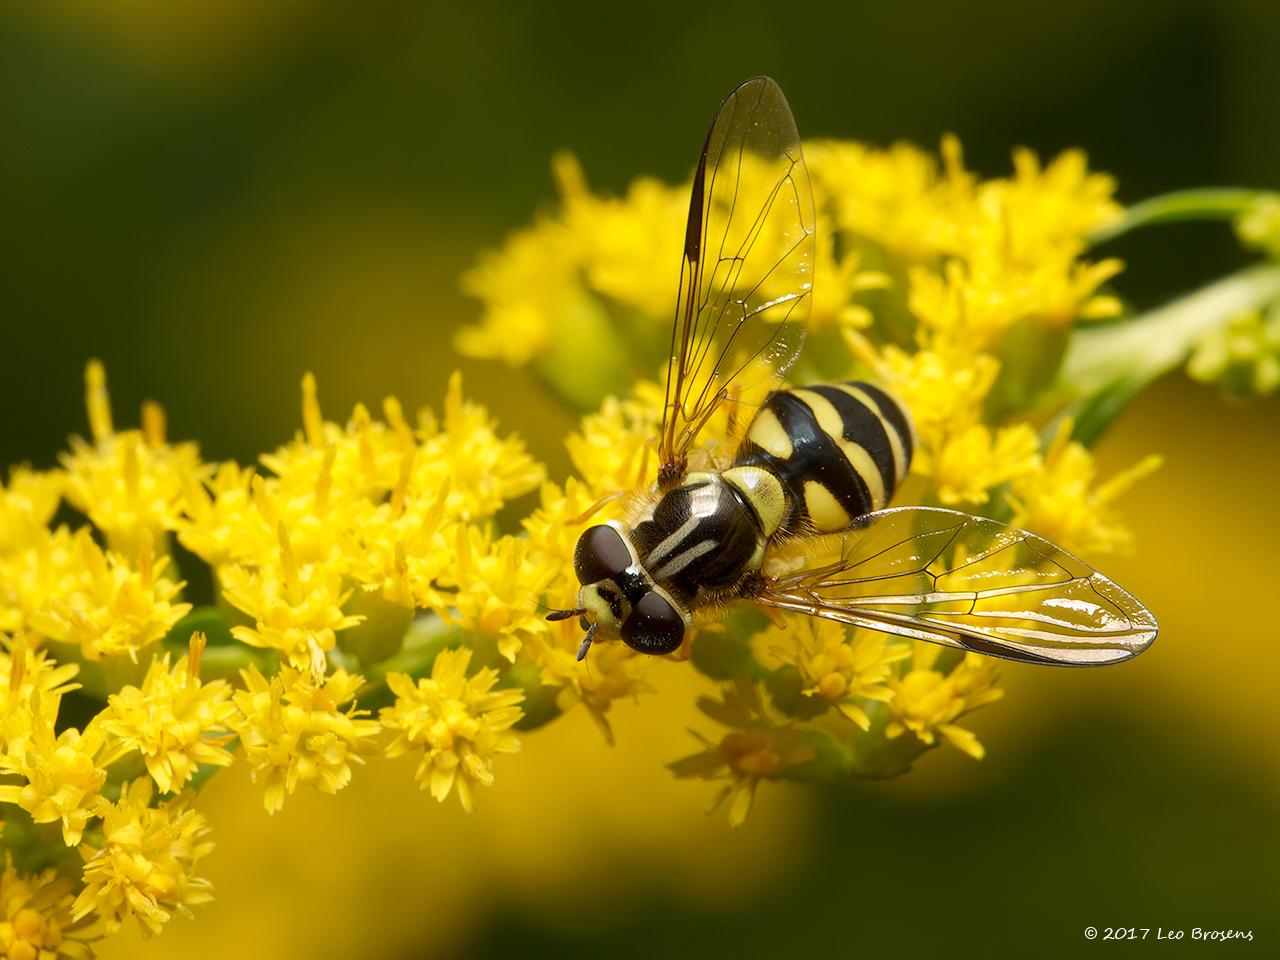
[733,380,915,534]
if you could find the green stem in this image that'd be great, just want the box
[1091,188,1265,245]
[1055,263,1280,444]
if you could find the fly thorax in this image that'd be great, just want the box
[631,473,766,597]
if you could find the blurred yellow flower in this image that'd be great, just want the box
[1187,306,1280,398]
[1008,419,1162,556]
[73,779,213,938]
[755,619,909,730]
[885,647,1003,757]
[932,422,1041,506]
[0,468,62,555]
[885,646,1004,760]
[381,647,524,812]
[671,684,818,828]
[0,854,93,960]
[805,138,969,263]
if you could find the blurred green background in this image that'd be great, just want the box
[2,1,1278,957]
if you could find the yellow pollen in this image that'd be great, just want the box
[85,358,114,443]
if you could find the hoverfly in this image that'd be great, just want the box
[547,76,1158,667]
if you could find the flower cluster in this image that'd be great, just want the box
[454,135,1192,821]
[3,127,1271,953]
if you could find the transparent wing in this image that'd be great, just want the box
[758,507,1158,666]
[658,76,815,486]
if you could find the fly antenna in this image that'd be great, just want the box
[576,623,598,661]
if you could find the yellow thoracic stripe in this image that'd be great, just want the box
[721,466,786,538]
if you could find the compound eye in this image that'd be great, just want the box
[573,525,631,585]
[621,591,685,655]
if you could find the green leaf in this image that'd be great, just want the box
[1051,264,1280,439]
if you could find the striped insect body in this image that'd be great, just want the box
[548,76,1157,667]
[735,380,915,535]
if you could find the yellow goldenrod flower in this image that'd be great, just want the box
[811,214,892,330]
[526,621,649,742]
[60,362,206,559]
[907,259,1025,348]
[0,468,62,556]
[381,647,524,812]
[412,372,545,522]
[0,118,1211,957]
[564,393,660,498]
[805,138,968,263]
[556,153,686,318]
[1008,419,1162,556]
[347,477,456,614]
[220,522,362,674]
[885,645,1004,759]
[0,693,107,846]
[24,529,190,662]
[1187,306,1280,397]
[671,683,818,828]
[175,461,271,569]
[859,339,998,455]
[443,526,558,662]
[97,633,236,794]
[0,636,80,734]
[231,665,379,813]
[0,854,95,960]
[1235,193,1280,259]
[755,619,909,730]
[931,422,1041,506]
[73,779,213,938]
[260,374,408,503]
[972,147,1122,265]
